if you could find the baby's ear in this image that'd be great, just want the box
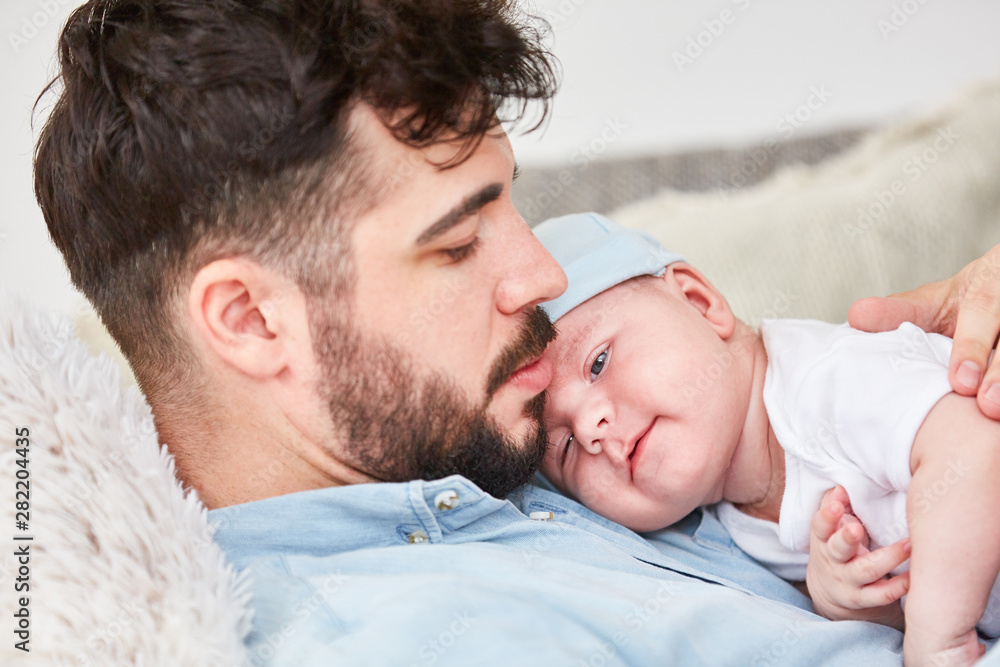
[662,262,736,339]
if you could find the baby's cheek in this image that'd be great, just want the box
[575,466,621,509]
[538,447,565,487]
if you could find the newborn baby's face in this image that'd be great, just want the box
[540,274,747,532]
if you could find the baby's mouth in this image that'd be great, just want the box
[628,420,656,478]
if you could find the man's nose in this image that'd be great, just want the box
[495,213,567,315]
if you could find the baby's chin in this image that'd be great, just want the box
[606,505,676,534]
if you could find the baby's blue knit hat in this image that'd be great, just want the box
[534,212,685,322]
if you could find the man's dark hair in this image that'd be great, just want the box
[33,0,557,405]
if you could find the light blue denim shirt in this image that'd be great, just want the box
[210,473,940,666]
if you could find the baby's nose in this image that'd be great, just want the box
[577,422,606,456]
[572,397,612,455]
[575,414,631,465]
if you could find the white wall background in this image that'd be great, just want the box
[3,0,1000,315]
[510,0,1000,165]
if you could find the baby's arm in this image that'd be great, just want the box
[905,392,1000,666]
[806,486,910,629]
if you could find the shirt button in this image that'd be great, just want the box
[408,530,430,544]
[529,511,555,521]
[434,490,461,511]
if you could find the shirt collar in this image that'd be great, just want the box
[209,475,510,570]
[209,474,763,600]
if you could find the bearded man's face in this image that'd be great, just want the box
[309,112,567,496]
[316,306,555,498]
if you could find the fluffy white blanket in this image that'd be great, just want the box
[0,292,251,665]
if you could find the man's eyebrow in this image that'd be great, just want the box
[416,183,503,246]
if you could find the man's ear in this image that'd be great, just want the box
[662,262,736,340]
[188,258,309,379]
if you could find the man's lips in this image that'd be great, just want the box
[628,420,656,478]
[503,354,553,395]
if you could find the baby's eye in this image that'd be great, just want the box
[561,433,575,464]
[589,350,607,381]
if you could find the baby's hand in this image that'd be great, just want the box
[806,486,910,629]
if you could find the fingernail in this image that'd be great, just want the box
[956,360,982,391]
[901,538,911,555]
[985,384,1000,410]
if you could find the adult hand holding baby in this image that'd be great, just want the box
[849,243,1000,420]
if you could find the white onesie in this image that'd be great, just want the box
[715,319,1000,636]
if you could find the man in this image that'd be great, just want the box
[34,0,1000,664]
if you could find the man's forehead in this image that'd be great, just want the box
[351,102,513,184]
[348,107,515,242]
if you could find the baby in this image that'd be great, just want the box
[533,212,1000,667]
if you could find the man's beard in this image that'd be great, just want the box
[313,306,556,498]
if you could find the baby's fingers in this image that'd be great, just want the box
[825,520,866,564]
[851,572,911,610]
[811,486,849,543]
[846,539,912,587]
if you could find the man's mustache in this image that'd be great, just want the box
[485,306,557,398]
